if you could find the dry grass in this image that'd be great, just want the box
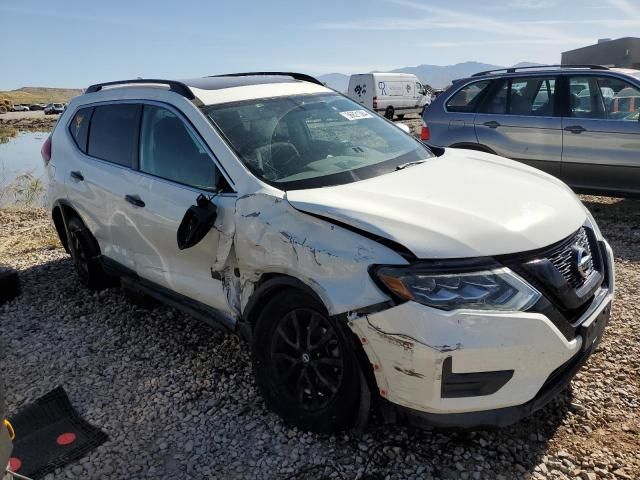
[0,116,57,135]
[0,207,60,262]
[0,124,18,144]
[0,87,82,105]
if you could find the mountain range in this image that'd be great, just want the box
[318,61,544,92]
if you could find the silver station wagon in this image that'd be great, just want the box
[422,65,640,198]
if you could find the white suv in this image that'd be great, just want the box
[43,73,614,433]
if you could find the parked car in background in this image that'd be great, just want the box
[44,103,65,115]
[347,72,430,119]
[10,104,30,112]
[29,104,45,111]
[44,72,613,433]
[422,65,640,197]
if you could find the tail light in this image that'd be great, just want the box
[41,135,52,165]
[373,96,378,109]
[420,120,430,141]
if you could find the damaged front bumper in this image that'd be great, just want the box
[348,283,613,429]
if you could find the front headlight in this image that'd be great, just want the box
[373,265,541,311]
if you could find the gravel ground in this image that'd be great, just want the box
[0,196,638,480]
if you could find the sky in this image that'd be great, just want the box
[1,0,640,90]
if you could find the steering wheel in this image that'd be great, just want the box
[268,141,301,173]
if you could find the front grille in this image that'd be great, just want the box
[503,226,604,340]
[547,228,595,289]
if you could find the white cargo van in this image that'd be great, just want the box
[347,72,430,119]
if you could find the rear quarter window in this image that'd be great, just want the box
[87,104,140,167]
[68,107,93,153]
[446,80,491,112]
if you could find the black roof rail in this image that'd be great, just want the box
[208,71,324,86]
[472,64,610,77]
[85,79,196,100]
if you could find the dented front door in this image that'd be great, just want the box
[127,172,236,314]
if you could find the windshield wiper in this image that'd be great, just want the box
[395,159,428,170]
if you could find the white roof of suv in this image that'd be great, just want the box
[190,81,330,105]
[85,73,333,106]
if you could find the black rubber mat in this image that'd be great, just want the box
[0,266,20,304]
[7,387,108,479]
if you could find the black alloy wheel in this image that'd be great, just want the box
[252,289,362,432]
[70,228,90,282]
[270,307,344,411]
[66,216,112,290]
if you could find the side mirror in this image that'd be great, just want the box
[397,123,411,135]
[176,194,218,250]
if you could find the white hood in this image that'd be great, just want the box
[287,149,586,259]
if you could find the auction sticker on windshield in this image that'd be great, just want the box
[339,110,374,121]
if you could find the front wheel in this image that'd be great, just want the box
[252,289,362,433]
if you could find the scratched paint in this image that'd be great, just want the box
[210,191,407,319]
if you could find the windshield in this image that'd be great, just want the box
[204,93,432,190]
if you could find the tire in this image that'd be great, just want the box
[397,114,405,120]
[252,289,362,433]
[66,216,113,290]
[384,106,395,120]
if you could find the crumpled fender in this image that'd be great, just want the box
[213,191,407,318]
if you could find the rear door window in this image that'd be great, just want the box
[87,104,140,167]
[446,80,491,112]
[479,76,556,116]
[68,107,93,153]
[483,80,509,114]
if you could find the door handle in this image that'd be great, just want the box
[482,120,501,129]
[124,195,145,208]
[564,125,586,134]
[70,171,84,181]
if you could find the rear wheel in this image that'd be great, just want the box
[384,106,395,120]
[252,289,362,433]
[67,216,112,290]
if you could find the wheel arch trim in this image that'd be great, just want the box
[51,199,101,257]
[449,142,496,154]
[241,274,326,331]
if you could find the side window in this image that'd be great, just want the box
[480,77,556,116]
[595,76,640,121]
[68,107,93,153]
[509,77,555,116]
[446,80,491,112]
[532,78,555,115]
[87,104,140,167]
[483,80,508,114]
[568,77,604,118]
[416,82,423,95]
[139,105,217,191]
